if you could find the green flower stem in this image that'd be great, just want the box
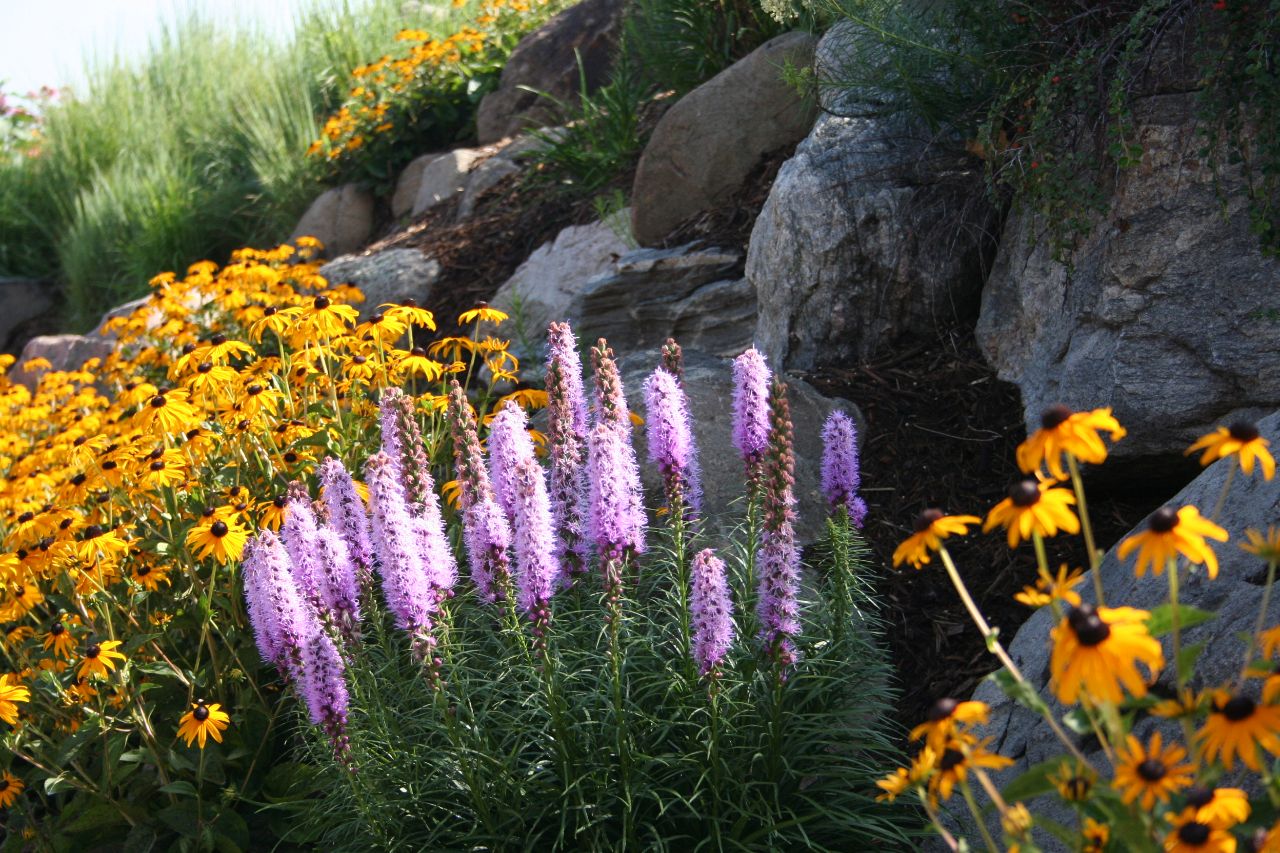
[1067,454,1106,606]
[1242,558,1279,683]
[1167,558,1185,688]
[918,789,960,851]
[938,546,1092,768]
[828,510,852,646]
[960,779,999,853]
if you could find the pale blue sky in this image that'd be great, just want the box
[1,0,316,96]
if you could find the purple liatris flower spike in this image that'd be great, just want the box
[510,456,559,619]
[365,452,437,633]
[732,347,772,477]
[643,367,703,517]
[378,389,406,483]
[546,322,590,577]
[821,410,868,529]
[320,457,373,576]
[299,628,352,763]
[242,530,317,678]
[755,378,801,672]
[591,339,633,429]
[587,418,646,560]
[447,382,513,602]
[315,527,362,629]
[488,402,536,521]
[690,549,735,676]
[281,485,324,605]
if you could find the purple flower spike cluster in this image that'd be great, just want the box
[545,322,590,578]
[366,452,439,635]
[820,411,868,529]
[447,382,513,603]
[281,486,324,606]
[315,527,362,632]
[732,348,772,485]
[755,378,802,675]
[300,629,351,764]
[511,456,559,629]
[643,367,702,518]
[488,403,537,522]
[320,457,374,581]
[690,548,735,677]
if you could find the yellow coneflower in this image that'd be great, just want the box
[0,583,44,621]
[177,700,231,748]
[0,771,23,807]
[354,311,408,344]
[1082,817,1109,853]
[247,305,303,343]
[876,745,936,803]
[1196,683,1280,771]
[301,295,359,338]
[1118,506,1229,578]
[1014,563,1085,608]
[0,674,30,725]
[381,300,436,330]
[135,389,202,434]
[891,509,982,569]
[1049,603,1163,705]
[138,449,187,491]
[258,495,288,531]
[928,737,1013,804]
[458,304,508,325]
[43,621,76,660]
[185,515,249,564]
[1113,731,1195,809]
[77,640,127,680]
[132,562,171,592]
[1048,760,1095,802]
[392,347,444,382]
[75,525,130,565]
[908,698,990,752]
[1152,688,1207,720]
[983,478,1080,548]
[1186,421,1275,480]
[1017,404,1126,479]
[1164,787,1250,853]
[1242,526,1280,564]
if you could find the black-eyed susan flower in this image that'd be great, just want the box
[983,478,1080,548]
[132,561,171,592]
[75,524,130,565]
[136,388,202,434]
[1017,404,1126,479]
[928,737,1013,804]
[177,699,230,748]
[1118,506,1229,578]
[1242,526,1280,564]
[0,583,44,621]
[1165,787,1250,853]
[909,698,990,752]
[258,495,288,531]
[0,674,30,725]
[1196,683,1280,771]
[1082,818,1109,853]
[302,295,359,338]
[1048,760,1095,802]
[1049,603,1163,705]
[1014,563,1085,608]
[78,640,126,680]
[1152,688,1207,720]
[1001,802,1033,846]
[0,771,23,807]
[1113,731,1195,809]
[382,299,436,330]
[42,620,76,660]
[185,515,249,564]
[458,304,507,325]
[892,509,982,569]
[875,746,935,803]
[1186,421,1275,480]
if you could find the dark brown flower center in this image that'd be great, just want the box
[83,524,103,540]
[71,473,86,486]
[150,460,165,471]
[401,298,417,307]
[352,355,367,365]
[247,384,263,396]
[940,749,964,772]
[1041,404,1072,430]
[137,565,151,576]
[1177,822,1210,845]
[1137,759,1166,781]
[150,395,167,409]
[1221,695,1256,721]
[194,705,210,722]
[1010,480,1041,507]
[927,698,959,722]
[410,346,426,357]
[210,521,229,538]
[50,622,64,636]
[1185,786,1213,808]
[86,644,101,658]
[1149,507,1179,533]
[263,306,278,317]
[1068,604,1111,646]
[1229,421,1260,442]
[0,780,8,792]
[16,511,32,523]
[915,508,944,532]
[197,362,213,374]
[313,295,330,310]
[210,334,227,346]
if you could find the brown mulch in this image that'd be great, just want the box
[801,329,1161,726]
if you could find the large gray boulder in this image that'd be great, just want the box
[976,93,1280,460]
[290,183,375,258]
[631,32,819,247]
[318,249,441,319]
[13,334,116,392]
[574,244,755,358]
[746,111,994,371]
[475,0,624,144]
[410,149,485,217]
[391,151,444,219]
[618,348,861,544]
[0,278,56,352]
[957,410,1280,848]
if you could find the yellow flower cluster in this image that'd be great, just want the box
[886,405,1280,850]
[307,0,559,165]
[0,236,532,814]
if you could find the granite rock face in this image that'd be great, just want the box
[290,184,375,258]
[630,32,819,246]
[411,149,485,217]
[475,0,624,144]
[618,348,862,544]
[13,334,116,392]
[976,92,1280,460]
[318,249,441,319]
[0,278,56,352]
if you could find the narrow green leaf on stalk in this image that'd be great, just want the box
[1145,604,1215,636]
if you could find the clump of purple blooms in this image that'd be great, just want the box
[731,347,772,485]
[755,378,802,675]
[545,322,590,579]
[447,381,514,603]
[643,366,703,519]
[820,411,868,529]
[690,548,735,677]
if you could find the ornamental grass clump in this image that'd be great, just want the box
[883,403,1280,851]
[242,324,908,850]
